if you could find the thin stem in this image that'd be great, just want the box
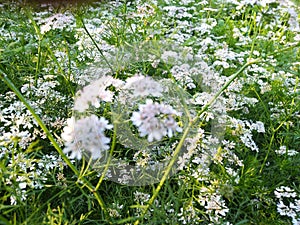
[134,121,193,225]
[259,76,298,174]
[267,41,300,58]
[259,116,289,174]
[35,39,42,83]
[25,8,42,39]
[22,184,75,225]
[134,58,261,225]
[0,70,111,223]
[80,18,115,74]
[197,58,261,119]
[94,117,118,192]
[25,8,42,84]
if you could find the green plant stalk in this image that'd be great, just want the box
[248,10,264,59]
[0,70,111,223]
[268,41,300,58]
[197,58,261,119]
[94,118,118,192]
[64,39,72,81]
[134,120,193,225]
[35,39,42,83]
[24,8,42,79]
[259,114,291,174]
[115,216,142,224]
[25,9,43,84]
[250,87,275,174]
[80,18,115,73]
[25,8,42,39]
[134,58,261,225]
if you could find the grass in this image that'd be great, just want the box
[0,0,299,224]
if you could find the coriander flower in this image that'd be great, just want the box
[74,76,123,112]
[275,146,299,156]
[39,13,75,34]
[131,99,182,142]
[170,64,196,89]
[275,186,297,199]
[62,115,113,160]
[123,74,164,97]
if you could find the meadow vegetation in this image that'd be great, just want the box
[0,0,299,224]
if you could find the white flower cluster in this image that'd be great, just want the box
[275,186,300,225]
[134,190,150,204]
[123,74,164,97]
[134,3,156,18]
[0,77,69,149]
[170,64,197,89]
[198,188,230,223]
[74,75,123,112]
[38,13,75,34]
[230,118,265,152]
[275,145,299,156]
[2,152,67,205]
[63,74,183,160]
[131,99,183,142]
[107,202,124,218]
[61,115,113,160]
[177,205,199,225]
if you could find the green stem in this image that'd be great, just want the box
[35,39,42,83]
[134,121,193,225]
[25,9,42,84]
[197,58,261,119]
[94,118,118,192]
[0,70,111,223]
[259,75,298,174]
[134,58,260,225]
[259,117,289,174]
[267,41,300,58]
[80,18,115,74]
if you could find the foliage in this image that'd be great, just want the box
[0,0,299,224]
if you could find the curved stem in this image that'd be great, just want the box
[133,58,261,225]
[80,18,115,74]
[197,58,261,119]
[94,118,118,192]
[134,121,193,225]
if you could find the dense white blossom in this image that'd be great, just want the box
[38,13,75,34]
[123,74,164,97]
[170,64,196,89]
[74,76,123,112]
[62,115,113,160]
[131,99,182,142]
[275,186,300,225]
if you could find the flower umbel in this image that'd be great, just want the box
[123,74,164,97]
[61,115,113,160]
[131,99,182,142]
[74,75,123,112]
